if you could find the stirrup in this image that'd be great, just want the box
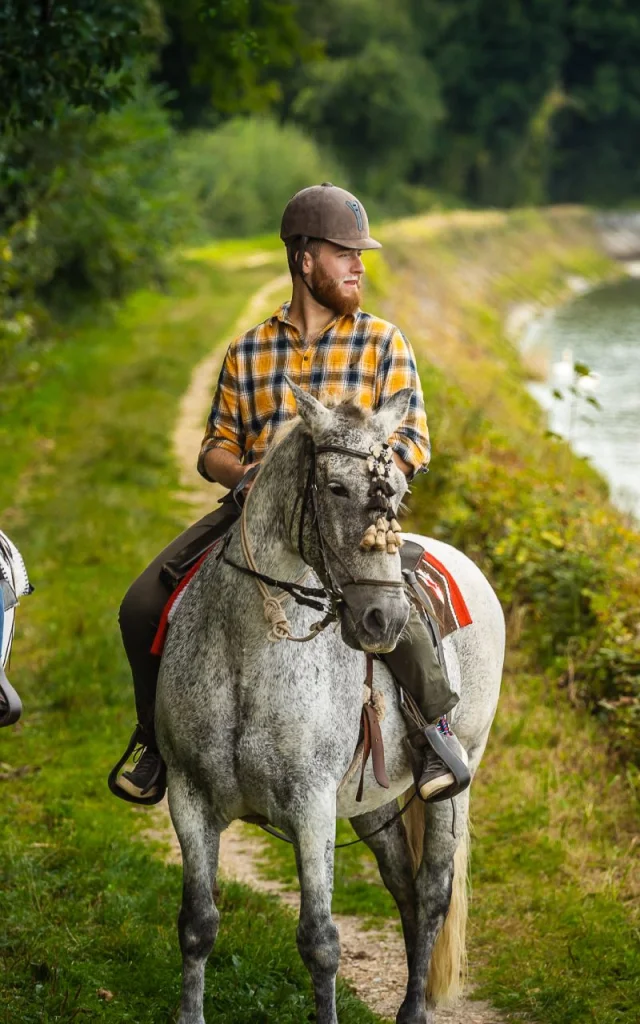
[0,663,22,728]
[414,724,471,804]
[107,727,167,806]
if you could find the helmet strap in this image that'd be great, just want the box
[291,236,335,312]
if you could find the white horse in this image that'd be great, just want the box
[156,385,504,1024]
[0,529,31,726]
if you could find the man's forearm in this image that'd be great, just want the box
[393,451,413,478]
[203,448,246,490]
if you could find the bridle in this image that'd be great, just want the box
[221,435,406,642]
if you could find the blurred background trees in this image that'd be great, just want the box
[2,0,640,359]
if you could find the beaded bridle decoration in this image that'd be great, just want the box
[358,442,404,555]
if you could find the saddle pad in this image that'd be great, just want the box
[401,540,472,638]
[151,539,222,656]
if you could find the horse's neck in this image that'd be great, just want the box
[237,430,307,583]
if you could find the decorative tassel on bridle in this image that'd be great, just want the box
[359,443,404,555]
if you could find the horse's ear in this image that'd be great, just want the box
[372,388,414,440]
[284,376,332,435]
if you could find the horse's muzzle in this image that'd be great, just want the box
[340,587,410,653]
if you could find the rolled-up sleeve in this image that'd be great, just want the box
[376,328,430,478]
[197,346,245,481]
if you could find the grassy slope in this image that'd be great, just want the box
[244,210,640,1024]
[0,255,381,1024]
[377,209,639,1024]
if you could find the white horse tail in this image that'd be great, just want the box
[402,788,469,1005]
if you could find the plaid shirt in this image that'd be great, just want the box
[198,302,430,480]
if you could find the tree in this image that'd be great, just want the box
[156,0,315,125]
[0,1,153,134]
[281,0,442,197]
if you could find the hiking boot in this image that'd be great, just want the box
[118,746,165,800]
[410,721,471,803]
[108,725,167,805]
[418,743,457,801]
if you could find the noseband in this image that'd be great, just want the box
[221,435,406,641]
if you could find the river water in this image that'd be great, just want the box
[524,277,640,518]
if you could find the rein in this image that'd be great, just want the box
[222,434,404,643]
[258,788,421,849]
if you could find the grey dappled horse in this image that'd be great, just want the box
[156,386,504,1024]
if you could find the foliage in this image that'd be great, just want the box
[0,88,197,369]
[410,0,640,205]
[430,446,640,760]
[157,0,316,124]
[0,0,152,135]
[292,38,442,195]
[175,117,344,238]
[282,0,442,197]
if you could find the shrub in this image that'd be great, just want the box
[0,86,197,368]
[175,117,345,238]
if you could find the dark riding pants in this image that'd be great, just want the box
[118,497,458,745]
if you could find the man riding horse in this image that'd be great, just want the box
[112,183,468,806]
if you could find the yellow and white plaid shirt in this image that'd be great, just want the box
[198,302,430,479]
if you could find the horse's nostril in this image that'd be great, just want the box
[362,605,386,638]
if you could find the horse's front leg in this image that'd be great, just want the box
[397,794,468,1024]
[168,773,222,1024]
[290,789,341,1024]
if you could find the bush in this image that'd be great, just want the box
[0,86,197,368]
[176,117,345,237]
[411,367,640,765]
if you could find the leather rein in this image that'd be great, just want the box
[221,436,406,640]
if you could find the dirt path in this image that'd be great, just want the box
[157,258,507,1023]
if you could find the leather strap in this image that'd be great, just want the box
[356,655,390,802]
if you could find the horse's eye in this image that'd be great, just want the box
[328,482,349,498]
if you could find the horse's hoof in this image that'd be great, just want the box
[396,1001,431,1024]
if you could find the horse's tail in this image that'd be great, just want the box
[402,788,469,1005]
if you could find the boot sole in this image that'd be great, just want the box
[419,771,455,802]
[116,775,160,800]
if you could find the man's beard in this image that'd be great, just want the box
[308,262,361,315]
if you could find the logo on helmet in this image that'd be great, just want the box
[345,200,363,232]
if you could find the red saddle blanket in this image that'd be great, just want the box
[151,539,223,656]
[399,539,472,639]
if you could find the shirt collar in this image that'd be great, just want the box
[272,301,359,332]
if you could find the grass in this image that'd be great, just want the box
[0,254,382,1023]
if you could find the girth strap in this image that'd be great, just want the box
[356,654,390,802]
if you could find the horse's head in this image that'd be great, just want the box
[287,380,412,654]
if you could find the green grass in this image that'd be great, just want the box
[0,255,382,1023]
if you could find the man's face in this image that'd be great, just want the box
[305,242,365,315]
